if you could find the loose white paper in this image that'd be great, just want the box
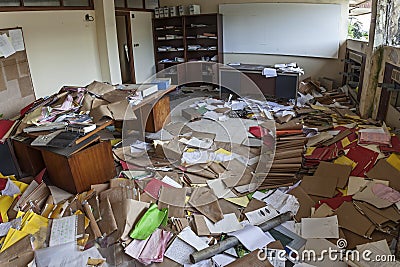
[1,179,20,196]
[212,254,236,267]
[9,29,25,51]
[0,33,16,58]
[179,137,213,149]
[49,215,77,247]
[301,216,339,239]
[228,224,274,251]
[162,176,182,188]
[165,237,195,265]
[207,179,237,199]
[0,217,22,237]
[245,205,280,225]
[205,213,243,234]
[178,227,209,251]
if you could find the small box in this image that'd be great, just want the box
[189,4,200,15]
[169,6,178,17]
[155,8,160,18]
[159,8,164,18]
[163,7,170,17]
[182,108,202,121]
[152,77,171,90]
[178,5,187,16]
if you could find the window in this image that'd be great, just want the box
[114,0,159,10]
[348,0,371,41]
[0,0,93,10]
[24,0,60,6]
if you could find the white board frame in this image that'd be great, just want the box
[219,3,341,59]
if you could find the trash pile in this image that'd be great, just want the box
[0,79,400,266]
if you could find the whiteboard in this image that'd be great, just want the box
[219,3,341,59]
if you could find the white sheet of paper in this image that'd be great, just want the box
[245,205,280,225]
[0,33,16,58]
[165,237,196,265]
[182,150,210,165]
[212,254,236,267]
[301,216,339,239]
[179,137,213,149]
[262,67,277,78]
[205,213,243,234]
[228,224,274,251]
[9,29,25,51]
[178,227,209,251]
[49,215,77,247]
[252,191,268,201]
[207,179,237,199]
[162,176,182,188]
[1,179,20,196]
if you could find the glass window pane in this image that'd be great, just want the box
[0,0,21,6]
[145,0,158,9]
[24,0,60,6]
[127,0,142,8]
[115,0,125,8]
[63,0,89,6]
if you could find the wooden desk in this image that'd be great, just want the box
[12,136,116,194]
[128,85,176,133]
[219,64,299,100]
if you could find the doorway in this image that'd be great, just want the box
[115,11,156,84]
[116,12,135,83]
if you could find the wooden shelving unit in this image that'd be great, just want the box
[342,49,366,104]
[153,13,223,84]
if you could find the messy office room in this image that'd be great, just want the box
[0,0,400,266]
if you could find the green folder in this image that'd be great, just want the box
[129,203,168,240]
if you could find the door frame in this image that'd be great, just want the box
[115,11,136,83]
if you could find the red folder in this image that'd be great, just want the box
[0,119,15,140]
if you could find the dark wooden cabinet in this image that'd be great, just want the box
[153,13,223,85]
[342,49,366,104]
[13,137,116,194]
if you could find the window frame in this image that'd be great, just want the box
[0,0,94,11]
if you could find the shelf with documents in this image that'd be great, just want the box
[153,13,223,83]
[342,49,366,104]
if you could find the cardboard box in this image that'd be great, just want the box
[163,7,170,17]
[152,78,171,90]
[178,5,187,16]
[169,6,178,17]
[181,108,202,121]
[189,4,201,15]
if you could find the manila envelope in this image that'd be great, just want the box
[353,182,394,209]
[354,201,393,226]
[120,199,150,243]
[301,175,338,198]
[334,202,375,238]
[192,214,211,236]
[367,159,400,191]
[158,186,187,218]
[189,187,223,223]
[0,235,33,264]
[347,176,389,195]
[314,162,351,189]
[226,250,273,267]
[107,100,137,121]
[97,197,118,236]
[288,185,316,220]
